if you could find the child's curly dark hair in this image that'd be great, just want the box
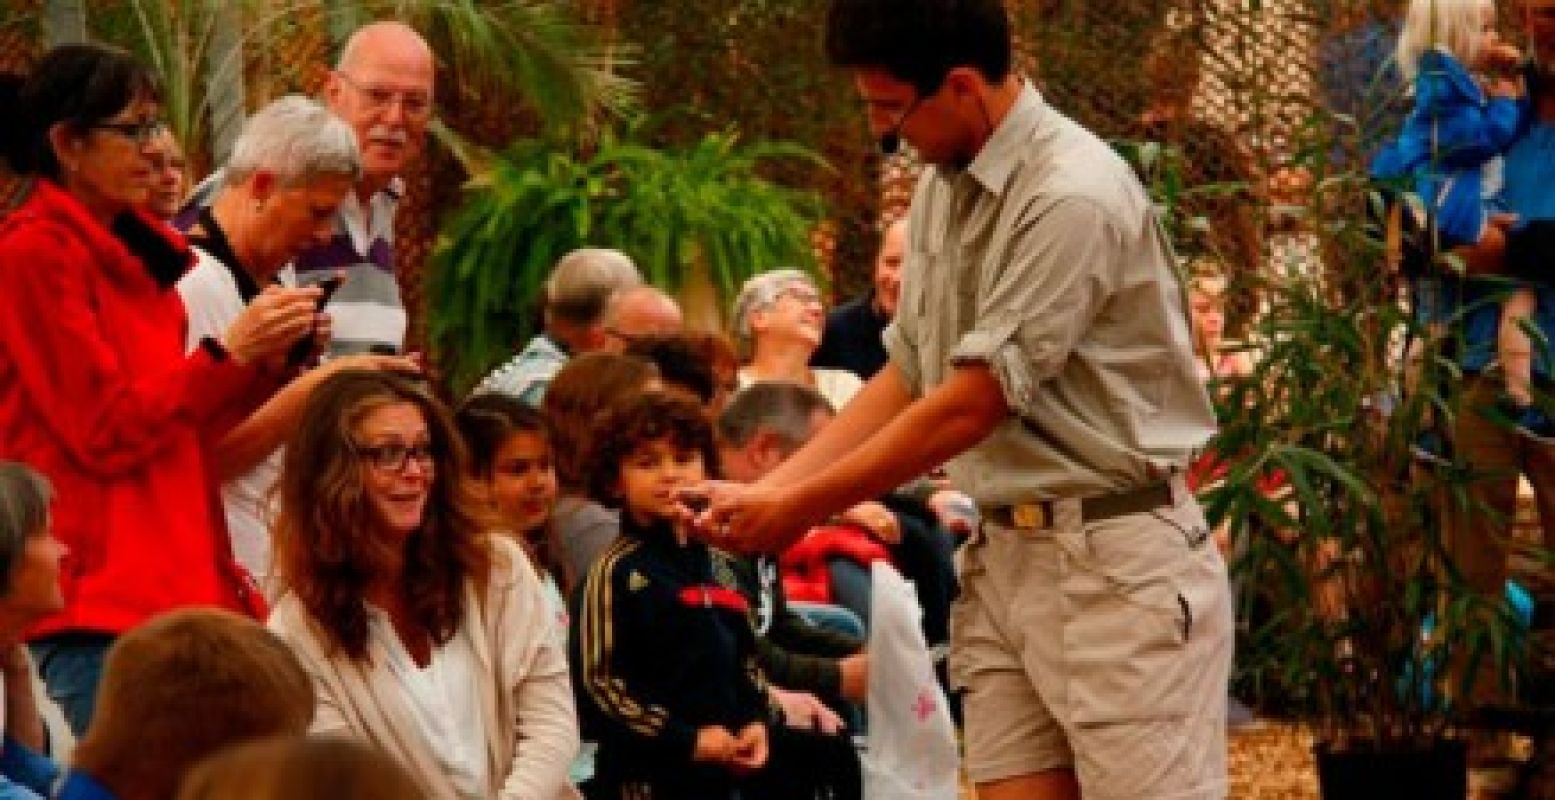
[585,391,720,509]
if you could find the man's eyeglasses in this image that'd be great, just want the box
[354,442,437,473]
[91,120,166,145]
[335,72,433,121]
[775,286,823,307]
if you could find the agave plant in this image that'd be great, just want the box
[428,124,826,394]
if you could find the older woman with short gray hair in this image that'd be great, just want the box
[0,461,67,797]
[0,463,57,600]
[177,95,417,592]
[731,268,863,411]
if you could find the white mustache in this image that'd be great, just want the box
[367,126,408,145]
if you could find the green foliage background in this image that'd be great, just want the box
[620,0,880,296]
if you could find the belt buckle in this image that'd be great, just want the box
[1011,502,1047,530]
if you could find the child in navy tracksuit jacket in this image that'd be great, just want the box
[570,392,771,799]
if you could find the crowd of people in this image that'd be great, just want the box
[0,5,968,794]
[3,0,1554,797]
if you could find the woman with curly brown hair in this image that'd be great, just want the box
[266,370,579,800]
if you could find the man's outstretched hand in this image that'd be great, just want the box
[677,480,824,554]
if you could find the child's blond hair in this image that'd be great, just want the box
[1396,0,1495,81]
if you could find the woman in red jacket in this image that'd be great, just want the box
[0,44,321,735]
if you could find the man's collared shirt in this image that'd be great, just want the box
[176,172,407,357]
[296,178,406,355]
[176,235,295,589]
[884,81,1216,504]
[474,333,570,406]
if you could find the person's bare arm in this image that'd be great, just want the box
[758,363,917,488]
[1,646,45,752]
[702,198,1119,553]
[704,365,1006,553]
[212,354,419,480]
[784,365,1005,517]
[1451,213,1516,277]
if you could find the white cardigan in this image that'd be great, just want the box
[269,537,580,800]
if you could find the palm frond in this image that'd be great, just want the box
[364,0,636,131]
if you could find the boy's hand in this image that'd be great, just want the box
[693,725,737,764]
[728,721,769,773]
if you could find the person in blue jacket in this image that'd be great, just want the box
[1373,0,1540,429]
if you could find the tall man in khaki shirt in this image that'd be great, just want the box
[691,1,1231,798]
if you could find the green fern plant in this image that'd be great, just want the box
[428,124,826,394]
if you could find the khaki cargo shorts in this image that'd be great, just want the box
[950,481,1233,799]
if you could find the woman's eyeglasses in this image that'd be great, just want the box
[354,442,437,473]
[91,120,166,145]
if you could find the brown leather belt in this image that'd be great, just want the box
[982,482,1176,530]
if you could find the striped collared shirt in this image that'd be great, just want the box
[176,171,407,357]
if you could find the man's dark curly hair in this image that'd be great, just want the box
[585,391,720,510]
[824,0,1012,96]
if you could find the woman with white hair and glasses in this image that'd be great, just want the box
[0,44,322,737]
[176,94,418,594]
[731,270,898,542]
[0,463,71,799]
[732,269,864,410]
[730,270,962,650]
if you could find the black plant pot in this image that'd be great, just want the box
[1314,740,1467,800]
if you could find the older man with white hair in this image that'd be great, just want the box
[177,95,417,590]
[476,247,684,404]
[180,21,435,357]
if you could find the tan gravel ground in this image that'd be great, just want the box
[955,724,1323,799]
[1228,722,1321,799]
[957,723,1472,799]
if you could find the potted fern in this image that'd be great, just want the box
[427,124,825,394]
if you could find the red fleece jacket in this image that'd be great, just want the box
[0,180,271,636]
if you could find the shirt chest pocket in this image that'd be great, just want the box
[908,241,984,377]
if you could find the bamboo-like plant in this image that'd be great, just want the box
[1108,5,1531,758]
[1209,239,1527,752]
[427,124,826,394]
[1179,155,1532,771]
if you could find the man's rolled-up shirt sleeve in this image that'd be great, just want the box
[882,318,923,395]
[948,197,1119,414]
